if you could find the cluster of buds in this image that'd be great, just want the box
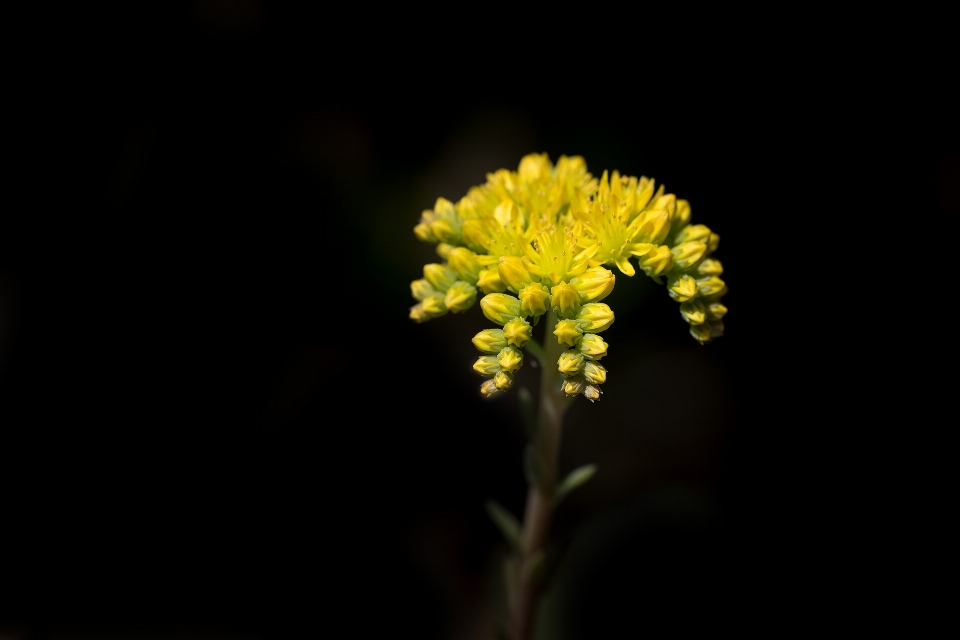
[409,154,729,400]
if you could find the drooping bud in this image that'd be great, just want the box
[697,258,723,277]
[639,245,673,277]
[553,319,583,347]
[670,241,707,272]
[680,298,707,325]
[444,281,477,313]
[706,302,728,321]
[502,317,532,347]
[409,303,429,323]
[569,266,615,303]
[550,282,581,318]
[410,279,436,302]
[690,322,712,343]
[576,303,615,333]
[497,346,524,373]
[577,333,609,360]
[667,274,699,302]
[519,283,551,318]
[480,379,500,397]
[494,370,514,391]
[557,350,586,376]
[583,361,607,385]
[498,256,534,292]
[695,276,727,302]
[473,356,500,376]
[435,243,453,260]
[583,385,602,403]
[424,263,459,292]
[472,329,507,354]
[673,224,712,246]
[447,247,483,284]
[562,376,586,396]
[477,268,507,294]
[480,293,522,325]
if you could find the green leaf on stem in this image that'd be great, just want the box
[485,500,521,551]
[518,387,538,441]
[554,464,597,507]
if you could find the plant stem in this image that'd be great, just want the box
[511,309,568,640]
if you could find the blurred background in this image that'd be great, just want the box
[1,3,956,639]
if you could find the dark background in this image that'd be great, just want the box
[1,3,956,639]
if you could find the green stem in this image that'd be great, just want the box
[511,309,569,640]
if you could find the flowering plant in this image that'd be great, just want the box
[409,153,728,639]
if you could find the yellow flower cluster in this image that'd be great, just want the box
[409,154,728,400]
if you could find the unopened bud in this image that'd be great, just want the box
[502,317,532,347]
[706,302,728,321]
[480,293,522,325]
[673,199,692,230]
[553,319,583,347]
[480,379,500,397]
[577,333,609,360]
[447,247,482,283]
[410,279,436,302]
[435,243,453,260]
[708,320,724,338]
[477,268,507,294]
[670,241,707,272]
[668,274,699,302]
[697,258,723,277]
[414,222,436,243]
[472,329,507,354]
[424,263,458,292]
[444,281,477,313]
[498,256,534,292]
[680,298,707,325]
[430,218,461,245]
[519,283,551,317]
[630,207,670,245]
[706,232,720,255]
[497,346,524,373]
[562,376,586,396]
[421,294,447,318]
[639,245,673,277]
[695,276,727,302]
[557,350,586,376]
[583,385,602,402]
[473,356,500,377]
[576,303,615,333]
[494,370,514,391]
[690,322,712,343]
[550,282,581,317]
[673,224,712,245]
[569,266,615,303]
[583,361,607,385]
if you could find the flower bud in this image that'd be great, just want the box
[498,256,534,292]
[697,258,723,277]
[447,247,483,284]
[583,385,602,403]
[639,245,673,277]
[494,370,514,391]
[477,268,507,294]
[630,207,670,245]
[708,320,724,338]
[550,282,581,318]
[480,379,500,397]
[409,303,429,323]
[562,376,586,396]
[502,317,532,347]
[673,199,692,231]
[695,276,727,302]
[583,361,607,385]
[430,218,461,245]
[424,263,458,292]
[435,243,453,260]
[421,294,447,318]
[689,322,712,343]
[667,274,699,302]
[557,350,586,376]
[414,221,436,243]
[410,279,436,302]
[569,266,615,303]
[472,329,507,354]
[519,283,551,317]
[553,319,583,347]
[473,356,500,377]
[706,302,728,321]
[673,224,712,245]
[576,303,615,333]
[670,241,707,272]
[680,298,707,325]
[577,333,609,360]
[480,293,522,325]
[497,346,524,373]
[444,281,477,313]
[706,232,720,255]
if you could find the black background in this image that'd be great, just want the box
[1,4,956,639]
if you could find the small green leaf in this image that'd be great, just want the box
[485,500,521,551]
[554,464,597,507]
[518,387,538,441]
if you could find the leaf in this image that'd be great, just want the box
[518,386,538,441]
[485,500,521,551]
[554,464,597,507]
